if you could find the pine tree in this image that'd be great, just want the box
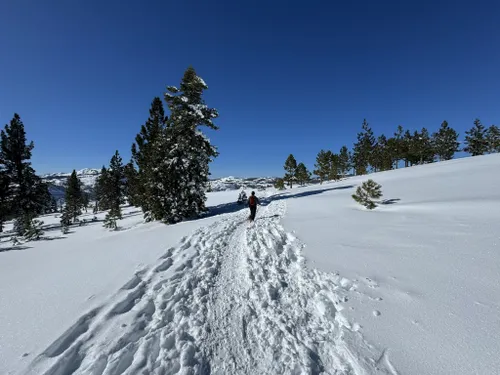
[65,170,83,222]
[412,128,435,165]
[284,154,297,188]
[313,150,330,183]
[102,150,124,228]
[486,124,500,153]
[402,130,413,167]
[371,135,393,172]
[123,160,141,206]
[0,168,11,232]
[352,179,383,210]
[464,119,488,156]
[328,152,340,181]
[295,162,311,185]
[393,125,405,168]
[0,113,47,234]
[95,166,112,211]
[338,146,352,177]
[274,178,285,190]
[352,119,375,175]
[50,195,58,213]
[432,121,460,161]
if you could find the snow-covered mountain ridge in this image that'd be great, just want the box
[42,169,277,192]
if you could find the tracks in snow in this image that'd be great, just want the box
[21,200,396,375]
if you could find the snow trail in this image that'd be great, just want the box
[21,200,395,375]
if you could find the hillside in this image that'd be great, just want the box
[1,154,499,375]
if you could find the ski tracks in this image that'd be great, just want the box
[21,200,396,375]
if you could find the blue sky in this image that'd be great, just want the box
[1,0,499,178]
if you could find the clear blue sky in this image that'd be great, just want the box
[1,0,499,178]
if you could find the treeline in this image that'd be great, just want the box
[278,118,499,186]
[0,114,56,237]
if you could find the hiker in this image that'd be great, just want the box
[248,191,260,221]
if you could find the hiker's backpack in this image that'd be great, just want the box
[249,196,255,206]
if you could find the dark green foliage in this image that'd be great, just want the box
[101,150,124,228]
[274,178,285,190]
[352,179,383,210]
[464,119,488,156]
[313,150,330,183]
[65,170,83,222]
[392,125,405,168]
[295,162,311,185]
[432,121,460,161]
[371,135,394,172]
[60,210,71,234]
[23,219,44,241]
[411,128,435,165]
[123,160,141,206]
[328,152,340,181]
[338,146,352,177]
[352,119,375,175]
[0,113,48,233]
[95,166,112,211]
[284,154,297,188]
[486,124,500,153]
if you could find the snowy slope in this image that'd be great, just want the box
[282,153,500,375]
[2,154,499,375]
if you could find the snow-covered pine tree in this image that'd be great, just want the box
[486,124,500,153]
[284,154,297,188]
[352,179,383,210]
[150,66,219,223]
[295,162,311,185]
[464,119,488,156]
[432,120,460,161]
[60,209,71,234]
[352,119,375,175]
[313,150,330,183]
[338,145,352,177]
[102,150,124,229]
[23,218,44,241]
[0,113,47,234]
[65,170,83,222]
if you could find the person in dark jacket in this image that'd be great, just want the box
[248,191,260,221]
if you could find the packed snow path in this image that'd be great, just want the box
[22,200,395,375]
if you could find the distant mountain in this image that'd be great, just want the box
[42,169,277,199]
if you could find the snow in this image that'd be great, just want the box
[1,154,500,375]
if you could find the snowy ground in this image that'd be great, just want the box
[1,154,499,375]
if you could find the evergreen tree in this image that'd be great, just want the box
[352,179,383,210]
[486,124,500,153]
[82,192,90,213]
[50,195,58,213]
[274,178,285,190]
[464,119,488,156]
[64,170,83,222]
[284,154,297,188]
[313,150,330,184]
[328,152,340,181]
[432,121,460,161]
[295,162,311,185]
[393,125,405,168]
[0,168,11,232]
[95,166,112,211]
[402,130,413,167]
[123,160,141,206]
[352,119,375,175]
[0,113,47,233]
[102,150,124,228]
[371,135,393,172]
[412,128,435,165]
[338,145,352,177]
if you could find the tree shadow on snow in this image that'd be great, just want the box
[0,245,32,253]
[263,184,356,204]
[380,198,401,205]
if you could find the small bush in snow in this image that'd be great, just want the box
[60,209,71,234]
[103,213,117,230]
[352,179,383,210]
[11,236,21,246]
[274,178,285,190]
